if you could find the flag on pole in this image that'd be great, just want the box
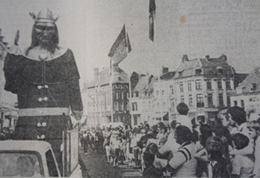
[108,24,131,64]
[149,0,156,41]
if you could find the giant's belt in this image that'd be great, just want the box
[18,108,70,117]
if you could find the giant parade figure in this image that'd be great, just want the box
[3,8,83,172]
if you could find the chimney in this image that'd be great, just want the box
[182,55,189,63]
[220,54,227,61]
[205,55,210,60]
[94,68,99,80]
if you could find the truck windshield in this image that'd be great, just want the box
[0,152,43,177]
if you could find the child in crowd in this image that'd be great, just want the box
[247,115,260,177]
[142,143,163,178]
[231,133,254,178]
[176,103,192,131]
[206,136,230,178]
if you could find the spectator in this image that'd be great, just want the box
[247,116,260,177]
[206,136,230,178]
[231,133,254,178]
[228,106,254,157]
[162,125,197,177]
[194,124,213,177]
[176,103,192,131]
[156,123,168,148]
[227,106,249,136]
[142,143,163,178]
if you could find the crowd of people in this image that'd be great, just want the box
[80,102,260,178]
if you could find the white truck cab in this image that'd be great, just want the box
[0,140,81,177]
[0,140,60,177]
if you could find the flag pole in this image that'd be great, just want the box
[110,58,114,123]
[150,0,162,122]
[125,26,132,126]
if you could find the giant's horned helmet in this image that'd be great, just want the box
[29,8,59,23]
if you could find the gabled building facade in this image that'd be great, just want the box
[129,72,157,126]
[231,67,260,113]
[152,68,175,124]
[85,64,130,127]
[173,54,236,122]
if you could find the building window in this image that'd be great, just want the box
[163,102,166,108]
[207,80,212,90]
[252,83,257,91]
[234,100,237,106]
[227,95,231,107]
[188,81,192,91]
[122,102,125,110]
[180,82,184,92]
[226,80,231,90]
[208,93,213,107]
[181,95,184,103]
[241,100,245,109]
[118,102,122,110]
[195,69,202,75]
[195,79,202,90]
[156,90,159,96]
[188,94,192,106]
[115,93,118,99]
[218,68,223,74]
[170,85,174,94]
[132,102,138,111]
[219,94,224,106]
[162,90,165,95]
[114,102,118,111]
[217,80,222,90]
[196,94,204,107]
[136,92,139,97]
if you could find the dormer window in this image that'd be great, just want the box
[195,69,202,75]
[217,66,223,74]
[252,83,257,91]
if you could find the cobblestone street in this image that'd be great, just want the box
[79,148,142,178]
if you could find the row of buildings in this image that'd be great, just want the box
[82,54,260,127]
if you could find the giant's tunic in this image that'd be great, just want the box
[3,48,83,167]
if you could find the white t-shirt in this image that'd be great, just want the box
[176,115,192,131]
[159,133,179,154]
[232,154,254,178]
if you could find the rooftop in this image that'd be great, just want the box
[175,55,235,78]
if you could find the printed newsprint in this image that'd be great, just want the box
[0,0,260,177]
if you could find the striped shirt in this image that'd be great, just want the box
[168,141,197,177]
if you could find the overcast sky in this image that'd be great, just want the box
[1,0,260,87]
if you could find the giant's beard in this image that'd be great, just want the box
[37,32,58,54]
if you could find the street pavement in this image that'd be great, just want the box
[79,148,142,178]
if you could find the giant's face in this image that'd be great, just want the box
[35,22,56,47]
